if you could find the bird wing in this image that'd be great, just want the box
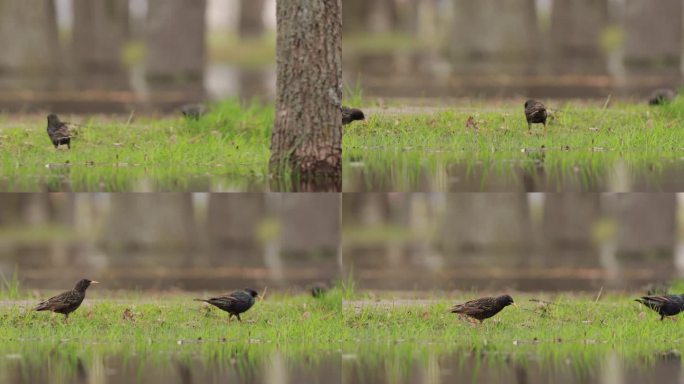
[49,122,72,139]
[35,290,76,311]
[637,295,677,310]
[525,103,546,118]
[451,297,496,315]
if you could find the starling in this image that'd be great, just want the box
[635,294,684,320]
[310,282,330,298]
[450,294,515,324]
[342,106,365,125]
[34,279,99,322]
[524,99,548,134]
[46,114,73,149]
[180,104,207,120]
[648,88,677,105]
[194,288,259,322]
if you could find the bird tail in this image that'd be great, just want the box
[34,302,48,311]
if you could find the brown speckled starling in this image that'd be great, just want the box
[648,89,677,105]
[194,288,259,322]
[47,114,73,149]
[310,282,330,298]
[524,100,548,134]
[636,294,684,320]
[342,106,365,125]
[451,294,515,323]
[34,279,99,322]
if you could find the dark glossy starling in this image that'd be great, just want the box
[194,288,259,322]
[180,104,207,120]
[46,114,73,149]
[342,106,365,125]
[310,282,330,298]
[450,294,515,323]
[648,89,677,105]
[636,294,684,320]
[524,99,548,134]
[34,279,99,322]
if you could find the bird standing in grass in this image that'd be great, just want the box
[524,99,548,134]
[310,282,330,298]
[46,114,74,149]
[648,89,677,105]
[180,104,207,120]
[451,294,515,324]
[635,294,684,321]
[194,288,259,322]
[342,106,365,125]
[35,279,99,322]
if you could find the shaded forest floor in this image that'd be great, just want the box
[0,100,272,192]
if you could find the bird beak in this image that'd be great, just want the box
[512,303,518,307]
[91,281,100,284]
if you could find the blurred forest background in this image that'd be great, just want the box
[0,0,681,113]
[343,193,684,291]
[0,194,340,291]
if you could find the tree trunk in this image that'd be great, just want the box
[238,0,265,39]
[72,0,129,72]
[451,0,539,62]
[441,194,532,253]
[550,0,607,67]
[624,0,683,67]
[612,194,676,257]
[270,0,343,189]
[542,194,600,249]
[103,194,197,251]
[278,194,340,254]
[206,194,265,248]
[0,0,60,73]
[145,0,206,82]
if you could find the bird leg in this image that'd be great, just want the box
[228,314,233,324]
[63,314,69,324]
[527,123,531,132]
[236,314,242,322]
[543,122,547,135]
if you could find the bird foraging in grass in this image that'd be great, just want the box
[635,294,684,321]
[310,282,330,298]
[46,114,74,149]
[35,279,99,322]
[648,88,677,105]
[194,288,259,322]
[342,106,365,125]
[451,294,515,324]
[180,104,207,120]
[524,99,548,135]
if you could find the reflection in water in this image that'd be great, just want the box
[344,349,682,384]
[343,151,684,192]
[0,349,340,384]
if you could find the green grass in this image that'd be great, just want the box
[341,291,684,370]
[343,99,684,191]
[0,99,274,191]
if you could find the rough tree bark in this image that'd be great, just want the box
[238,0,265,39]
[145,0,206,82]
[624,0,683,67]
[451,0,539,61]
[72,0,129,72]
[0,0,60,73]
[270,0,343,190]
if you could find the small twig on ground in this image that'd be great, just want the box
[125,110,135,129]
[601,94,612,110]
[595,287,604,303]
[529,298,555,306]
[260,286,268,301]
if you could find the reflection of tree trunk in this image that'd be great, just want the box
[441,194,532,253]
[238,0,265,39]
[72,0,129,72]
[624,0,682,68]
[613,194,676,258]
[145,0,206,82]
[542,194,600,249]
[279,194,340,254]
[550,0,607,72]
[270,0,342,187]
[207,194,264,248]
[451,0,539,62]
[104,194,197,251]
[0,0,60,73]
